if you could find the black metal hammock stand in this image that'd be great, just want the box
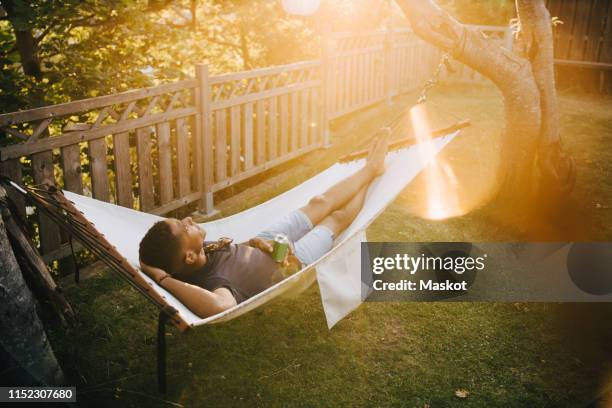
[0,179,187,392]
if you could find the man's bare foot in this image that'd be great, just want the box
[366,128,390,176]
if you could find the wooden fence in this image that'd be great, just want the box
[326,30,388,119]
[0,61,325,263]
[324,28,450,120]
[546,0,612,65]
[545,0,612,93]
[0,25,507,264]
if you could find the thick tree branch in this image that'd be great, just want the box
[396,0,529,92]
[190,0,197,31]
[395,0,542,198]
[238,25,252,70]
[34,25,55,46]
[207,36,241,51]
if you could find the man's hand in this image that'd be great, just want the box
[140,261,170,283]
[248,237,291,267]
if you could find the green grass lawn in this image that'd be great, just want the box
[49,83,612,407]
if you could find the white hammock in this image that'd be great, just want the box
[64,132,457,329]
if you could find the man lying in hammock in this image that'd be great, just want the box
[139,134,389,318]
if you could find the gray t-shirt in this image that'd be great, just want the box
[181,244,284,303]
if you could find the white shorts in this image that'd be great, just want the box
[256,210,334,266]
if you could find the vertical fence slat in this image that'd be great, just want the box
[136,127,155,211]
[399,45,405,90]
[32,151,61,255]
[334,58,341,114]
[280,94,289,155]
[190,113,202,194]
[310,88,318,145]
[268,97,278,160]
[192,93,203,192]
[215,110,227,181]
[157,122,173,205]
[176,118,190,197]
[243,103,254,170]
[352,54,359,108]
[255,100,266,165]
[345,55,351,111]
[358,53,364,105]
[321,25,333,145]
[601,1,612,64]
[339,57,345,112]
[349,55,354,109]
[60,144,83,195]
[300,89,308,148]
[0,159,25,220]
[384,30,392,104]
[89,138,110,201]
[290,92,298,151]
[230,106,241,176]
[364,41,369,102]
[344,56,351,112]
[113,132,132,207]
[330,58,337,116]
[365,51,371,103]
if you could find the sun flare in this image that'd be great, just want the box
[410,104,463,220]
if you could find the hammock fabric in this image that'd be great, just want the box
[7,130,459,392]
[12,131,458,332]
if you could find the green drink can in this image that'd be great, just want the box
[271,233,290,262]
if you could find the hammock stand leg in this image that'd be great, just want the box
[157,311,169,393]
[69,235,79,284]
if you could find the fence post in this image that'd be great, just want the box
[384,27,395,106]
[195,63,217,216]
[320,24,334,148]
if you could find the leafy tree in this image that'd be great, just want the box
[0,0,320,112]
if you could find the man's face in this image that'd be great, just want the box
[166,217,207,271]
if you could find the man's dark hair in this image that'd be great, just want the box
[139,220,182,274]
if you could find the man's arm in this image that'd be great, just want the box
[141,263,237,318]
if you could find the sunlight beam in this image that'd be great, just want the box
[410,104,463,220]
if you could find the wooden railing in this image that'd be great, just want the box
[0,25,509,264]
[326,30,387,119]
[208,61,322,192]
[0,62,325,263]
[389,29,443,94]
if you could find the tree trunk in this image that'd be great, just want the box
[239,24,252,70]
[394,0,574,205]
[190,0,197,31]
[1,0,43,80]
[0,189,64,386]
[515,0,575,196]
[3,198,74,325]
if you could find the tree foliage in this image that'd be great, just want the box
[1,0,511,114]
[0,0,342,112]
